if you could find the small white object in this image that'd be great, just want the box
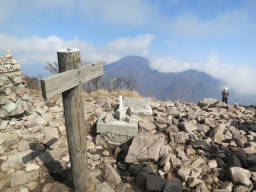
[25,163,40,172]
[119,95,123,109]
[20,188,29,192]
[208,160,218,168]
[57,48,80,53]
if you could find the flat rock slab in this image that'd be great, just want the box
[97,112,138,145]
[230,167,252,186]
[95,182,115,192]
[97,112,138,136]
[1,150,34,172]
[11,170,39,187]
[125,132,165,163]
[124,97,153,116]
[103,164,121,185]
[96,97,153,145]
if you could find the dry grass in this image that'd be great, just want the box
[28,88,63,104]
[28,87,141,103]
[82,89,141,99]
[28,88,42,97]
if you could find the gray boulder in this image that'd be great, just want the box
[125,132,165,163]
[163,181,182,192]
[208,124,225,142]
[230,167,252,186]
[175,131,188,144]
[138,120,156,132]
[146,175,166,192]
[95,182,115,192]
[198,98,218,108]
[103,164,121,185]
[180,120,197,133]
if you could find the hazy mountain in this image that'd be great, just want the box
[105,56,256,105]
[104,56,153,81]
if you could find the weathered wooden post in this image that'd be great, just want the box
[40,48,104,192]
[58,48,88,192]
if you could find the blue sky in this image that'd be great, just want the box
[0,0,256,95]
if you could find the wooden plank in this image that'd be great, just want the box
[40,61,104,99]
[57,48,89,192]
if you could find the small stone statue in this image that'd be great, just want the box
[115,95,127,120]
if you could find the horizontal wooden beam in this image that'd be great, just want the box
[41,62,104,100]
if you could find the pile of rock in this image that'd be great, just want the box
[0,90,256,192]
[122,98,256,191]
[0,50,21,73]
[0,51,32,119]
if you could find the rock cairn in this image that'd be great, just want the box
[0,51,32,119]
[0,92,256,192]
[0,50,21,73]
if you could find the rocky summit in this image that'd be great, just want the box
[0,89,256,192]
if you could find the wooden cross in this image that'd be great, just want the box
[40,48,104,192]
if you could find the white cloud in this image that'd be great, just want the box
[171,10,255,36]
[0,33,88,64]
[0,0,159,27]
[102,34,155,57]
[81,34,155,63]
[150,56,195,73]
[0,32,154,68]
[1,0,255,36]
[78,0,158,26]
[200,55,256,95]
[150,54,256,95]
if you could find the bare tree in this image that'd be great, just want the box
[122,73,137,90]
[44,62,59,74]
[44,60,91,75]
[83,76,105,92]
[104,74,137,91]
[44,61,137,92]
[105,76,123,91]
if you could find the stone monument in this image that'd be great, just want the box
[114,95,127,120]
[0,50,32,119]
[97,96,153,145]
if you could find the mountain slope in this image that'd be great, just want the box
[157,70,221,102]
[104,56,256,105]
[105,56,154,81]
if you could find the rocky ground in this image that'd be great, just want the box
[0,90,256,192]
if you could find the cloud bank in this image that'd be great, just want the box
[0,32,154,66]
[171,10,255,36]
[201,55,256,96]
[1,0,255,37]
[0,31,255,96]
[0,0,160,27]
[1,1,256,96]
[150,54,256,96]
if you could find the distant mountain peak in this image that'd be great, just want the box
[104,56,256,105]
[121,55,148,60]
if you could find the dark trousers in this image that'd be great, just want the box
[222,97,227,104]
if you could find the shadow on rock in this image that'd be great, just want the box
[22,138,73,189]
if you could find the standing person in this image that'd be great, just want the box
[221,87,229,104]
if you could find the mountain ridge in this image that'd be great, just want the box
[104,55,256,105]
[104,56,222,103]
